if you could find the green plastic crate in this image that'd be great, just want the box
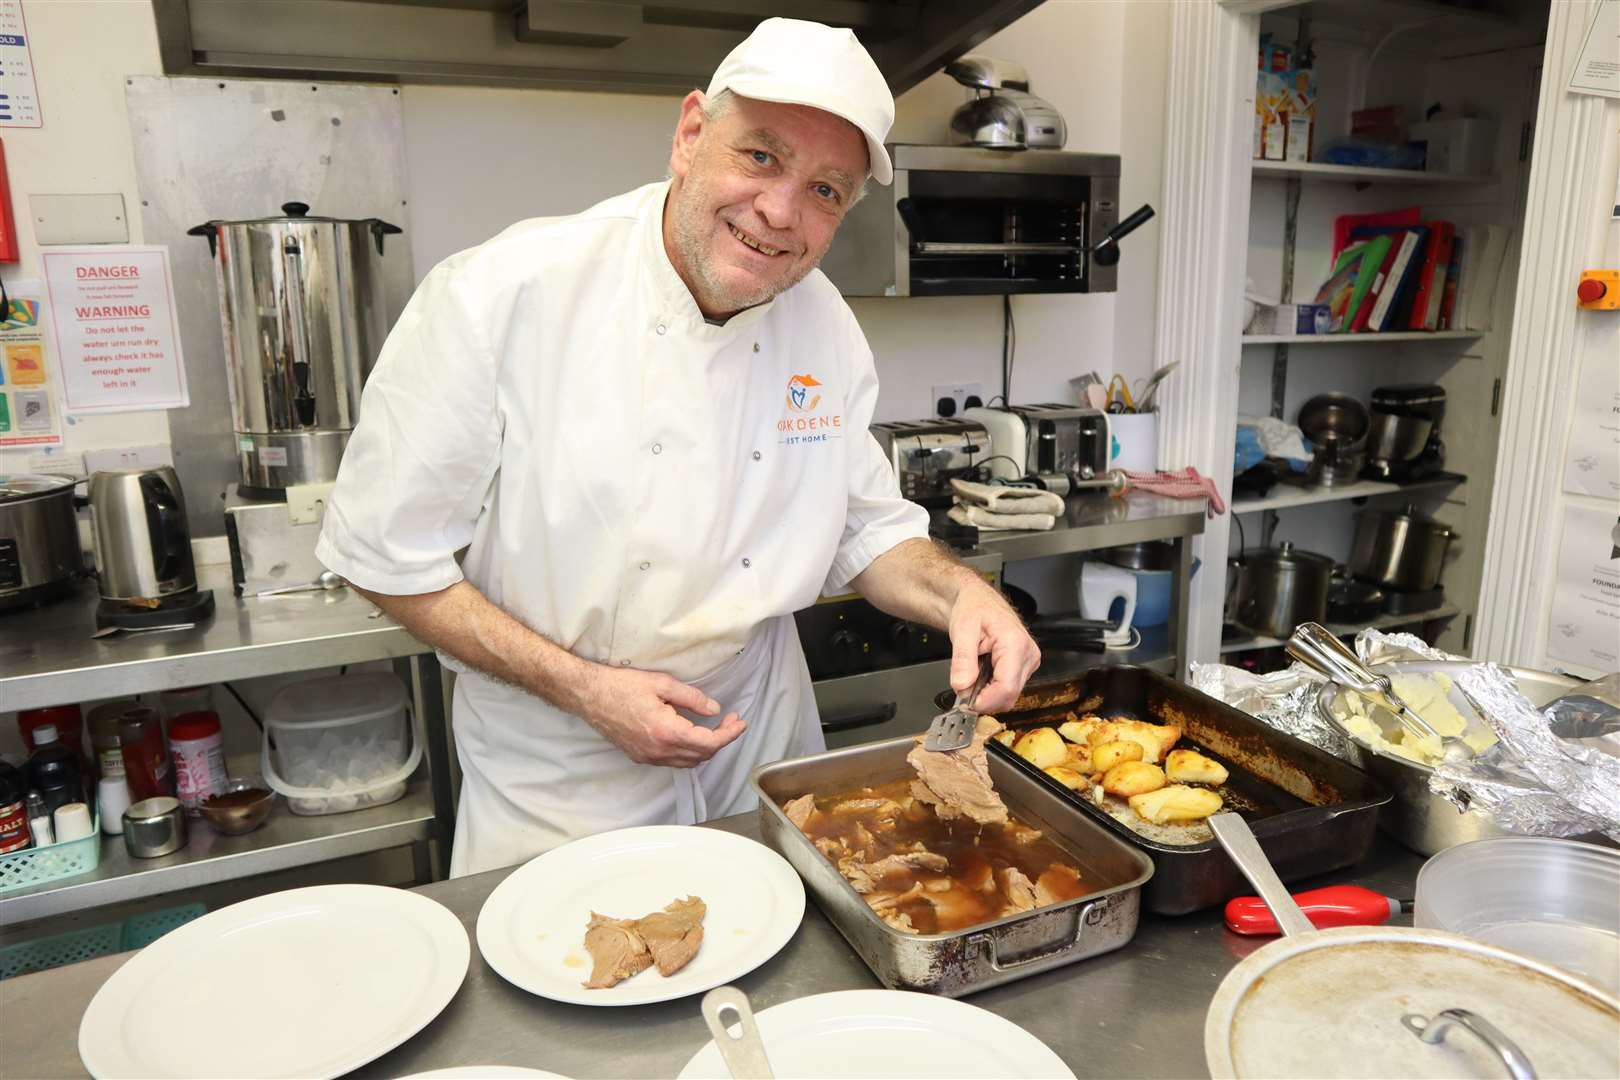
[0,903,206,980]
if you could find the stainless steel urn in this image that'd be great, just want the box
[189,202,402,494]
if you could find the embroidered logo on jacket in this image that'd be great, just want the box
[778,372,843,445]
[785,373,822,412]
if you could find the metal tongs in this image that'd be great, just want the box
[1285,623,1472,763]
[923,655,994,752]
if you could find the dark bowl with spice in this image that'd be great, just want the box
[199,778,275,836]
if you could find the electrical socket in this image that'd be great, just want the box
[931,382,985,418]
[82,444,174,474]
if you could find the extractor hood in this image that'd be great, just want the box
[152,0,1046,96]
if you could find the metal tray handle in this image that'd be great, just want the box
[968,900,1102,972]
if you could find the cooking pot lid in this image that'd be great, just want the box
[1205,926,1619,1079]
[0,473,77,503]
[1242,541,1335,570]
[199,201,377,227]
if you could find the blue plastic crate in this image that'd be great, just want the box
[0,903,206,980]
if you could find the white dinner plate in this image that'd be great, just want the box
[476,825,804,1007]
[678,990,1076,1079]
[399,1068,567,1079]
[79,884,469,1079]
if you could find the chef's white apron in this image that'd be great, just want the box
[447,613,825,877]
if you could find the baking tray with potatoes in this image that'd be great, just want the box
[938,666,1391,915]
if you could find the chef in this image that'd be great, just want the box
[316,17,1040,876]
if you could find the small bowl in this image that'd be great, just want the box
[125,796,188,858]
[199,778,276,836]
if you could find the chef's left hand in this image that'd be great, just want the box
[947,580,1040,714]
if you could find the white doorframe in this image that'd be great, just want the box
[1474,0,1619,667]
[1154,0,1261,662]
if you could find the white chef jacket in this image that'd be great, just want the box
[316,181,929,875]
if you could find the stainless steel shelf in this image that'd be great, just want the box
[1240,330,1481,345]
[0,778,436,924]
[1218,603,1462,655]
[0,563,429,712]
[1252,160,1496,185]
[1232,474,1464,514]
[974,492,1206,561]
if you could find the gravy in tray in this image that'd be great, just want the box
[786,780,1088,934]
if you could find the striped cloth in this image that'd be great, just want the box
[1123,467,1226,518]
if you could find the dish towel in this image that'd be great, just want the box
[1123,467,1227,518]
[947,478,1065,531]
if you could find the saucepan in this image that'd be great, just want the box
[1204,813,1619,1079]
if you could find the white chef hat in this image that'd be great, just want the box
[705,17,895,185]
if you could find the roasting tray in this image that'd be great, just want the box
[751,737,1154,997]
[938,666,1391,916]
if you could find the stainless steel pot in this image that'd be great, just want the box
[0,474,83,611]
[1316,662,1581,855]
[1349,503,1457,591]
[1231,542,1335,639]
[189,202,402,494]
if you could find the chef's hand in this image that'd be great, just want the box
[571,664,746,768]
[947,581,1040,714]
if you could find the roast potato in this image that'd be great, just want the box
[1089,719,1181,763]
[993,729,1018,748]
[1042,765,1088,791]
[1057,717,1103,746]
[1128,784,1224,824]
[1101,760,1167,798]
[1091,740,1144,774]
[1014,727,1068,769]
[1165,749,1229,785]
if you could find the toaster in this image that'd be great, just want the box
[869,418,990,507]
[961,404,1109,487]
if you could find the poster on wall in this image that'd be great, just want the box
[1568,0,1619,100]
[1545,504,1620,677]
[1563,335,1620,499]
[0,277,63,447]
[40,244,189,414]
[0,1,41,129]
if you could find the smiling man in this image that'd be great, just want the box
[317,17,1040,875]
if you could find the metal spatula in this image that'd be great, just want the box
[701,986,773,1080]
[923,656,994,753]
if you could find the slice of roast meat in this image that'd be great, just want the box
[634,895,707,977]
[907,716,1010,825]
[582,913,652,989]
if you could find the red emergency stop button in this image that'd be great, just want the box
[1578,270,1620,310]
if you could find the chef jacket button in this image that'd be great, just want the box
[752,450,761,461]
[656,323,667,336]
[753,342,760,353]
[620,659,631,666]
[742,557,752,568]
[639,561,650,570]
[652,442,662,455]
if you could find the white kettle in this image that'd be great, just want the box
[1079,562,1137,648]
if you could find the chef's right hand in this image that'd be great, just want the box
[571,664,746,768]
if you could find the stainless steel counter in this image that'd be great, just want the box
[0,563,428,712]
[974,491,1206,562]
[0,813,1424,1080]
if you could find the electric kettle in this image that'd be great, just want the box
[88,467,214,628]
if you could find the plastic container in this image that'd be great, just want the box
[17,704,83,758]
[1411,116,1498,176]
[118,706,174,802]
[0,806,101,895]
[87,700,134,780]
[1414,836,1620,995]
[261,672,420,816]
[27,725,85,817]
[169,710,228,812]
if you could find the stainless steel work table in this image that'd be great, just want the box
[0,563,458,915]
[0,813,1425,1080]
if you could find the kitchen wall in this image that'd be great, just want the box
[400,0,1170,422]
[0,0,169,478]
[5,0,1170,475]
